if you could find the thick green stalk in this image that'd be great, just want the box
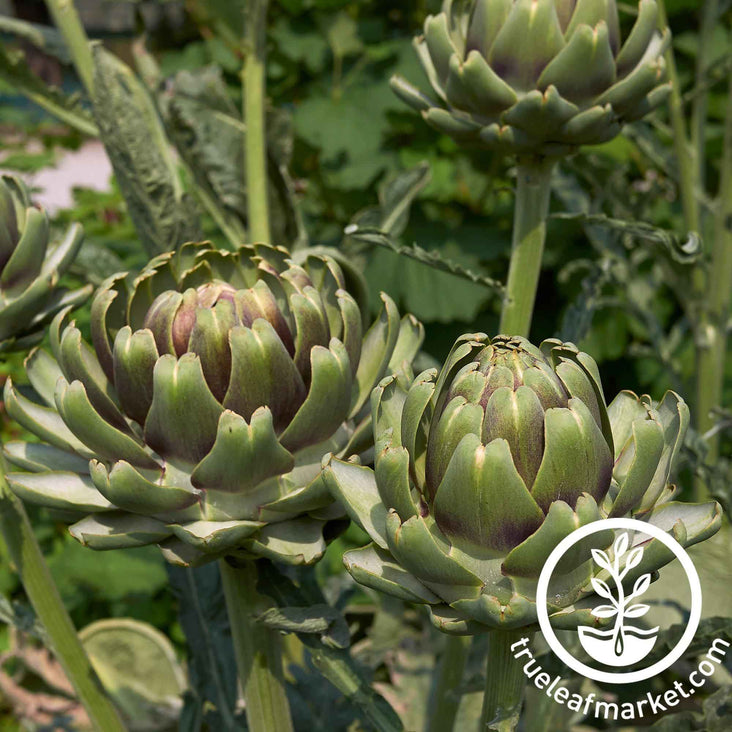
[242,0,271,243]
[499,158,555,337]
[694,73,732,481]
[43,0,95,94]
[658,1,700,234]
[690,0,719,190]
[0,463,125,731]
[427,635,471,732]
[219,559,293,732]
[480,630,531,732]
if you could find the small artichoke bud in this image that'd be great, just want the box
[391,0,671,156]
[606,390,689,516]
[0,175,90,351]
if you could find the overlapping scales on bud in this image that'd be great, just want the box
[324,334,720,634]
[391,0,671,156]
[3,242,423,567]
[0,175,90,352]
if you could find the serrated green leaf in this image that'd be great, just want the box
[167,563,244,731]
[347,226,503,323]
[256,604,350,649]
[90,44,202,256]
[551,211,702,264]
[349,163,431,240]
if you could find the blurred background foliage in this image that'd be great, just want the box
[0,0,730,729]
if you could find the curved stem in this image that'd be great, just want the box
[499,158,556,338]
[480,629,531,732]
[427,635,471,732]
[43,0,95,94]
[219,559,293,732]
[242,0,271,243]
[0,462,126,731]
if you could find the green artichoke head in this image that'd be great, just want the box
[325,334,721,634]
[4,242,423,567]
[0,175,90,352]
[391,0,671,156]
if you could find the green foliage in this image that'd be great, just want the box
[167,563,243,730]
[0,0,730,729]
[90,45,202,257]
[0,45,96,136]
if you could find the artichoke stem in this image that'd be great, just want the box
[693,71,732,499]
[0,462,126,732]
[499,158,556,338]
[242,0,272,243]
[219,558,294,732]
[480,629,532,732]
[427,635,471,732]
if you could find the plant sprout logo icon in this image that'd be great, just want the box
[578,533,659,666]
[537,518,703,684]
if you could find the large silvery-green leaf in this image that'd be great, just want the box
[162,67,306,249]
[80,618,186,732]
[90,45,202,256]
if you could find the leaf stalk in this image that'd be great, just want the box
[0,459,126,731]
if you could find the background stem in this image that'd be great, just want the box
[242,0,271,243]
[480,630,531,732]
[43,0,95,94]
[0,463,126,732]
[499,158,555,338]
[219,559,293,732]
[694,73,732,482]
[427,635,471,732]
[690,0,719,190]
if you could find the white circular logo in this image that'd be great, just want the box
[536,518,702,684]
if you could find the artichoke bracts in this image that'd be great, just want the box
[3,242,423,567]
[0,176,90,352]
[391,0,671,156]
[324,335,721,634]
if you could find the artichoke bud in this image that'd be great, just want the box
[606,389,689,516]
[3,242,424,567]
[392,0,671,155]
[325,332,722,634]
[0,175,89,351]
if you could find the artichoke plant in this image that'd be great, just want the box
[325,334,721,634]
[391,0,671,155]
[0,175,90,352]
[3,241,423,567]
